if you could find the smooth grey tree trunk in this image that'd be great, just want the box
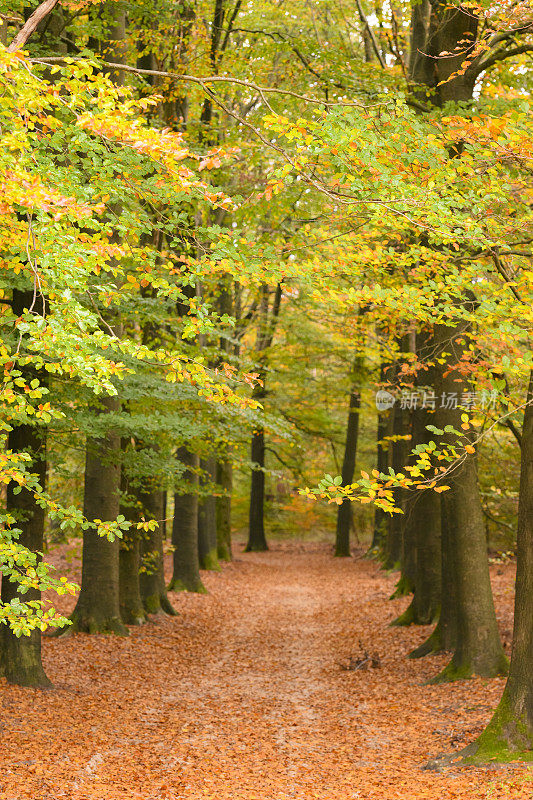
[67,396,128,635]
[465,372,533,759]
[0,291,51,685]
[216,458,232,562]
[428,321,507,682]
[198,457,220,570]
[169,448,206,593]
[140,488,176,615]
[335,372,361,557]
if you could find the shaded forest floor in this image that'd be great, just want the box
[1,541,531,800]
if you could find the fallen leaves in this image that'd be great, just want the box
[0,541,526,799]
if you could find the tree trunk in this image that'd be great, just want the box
[62,0,128,637]
[371,418,389,550]
[393,332,442,625]
[216,458,232,561]
[392,487,442,627]
[119,528,146,626]
[246,426,268,552]
[395,487,417,594]
[140,488,176,614]
[412,487,442,624]
[0,5,65,684]
[68,396,128,635]
[464,372,533,760]
[198,457,220,570]
[169,449,206,593]
[403,6,503,679]
[0,294,51,687]
[410,497,457,658]
[118,447,147,625]
[245,284,282,553]
[429,321,507,682]
[335,375,361,557]
[215,279,233,563]
[384,403,408,570]
[371,367,392,552]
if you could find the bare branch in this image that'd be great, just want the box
[7,0,60,53]
[28,56,371,108]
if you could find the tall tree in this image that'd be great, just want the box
[392,331,442,627]
[197,456,220,570]
[246,283,283,553]
[216,456,233,561]
[466,372,533,759]
[334,357,363,557]
[169,448,206,593]
[0,290,51,687]
[67,396,128,635]
[139,485,176,615]
[430,319,507,680]
[405,2,508,681]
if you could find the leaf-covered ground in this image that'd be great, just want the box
[0,542,530,800]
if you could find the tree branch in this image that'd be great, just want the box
[231,27,347,91]
[481,507,516,533]
[501,418,522,447]
[7,0,60,53]
[490,249,523,304]
[28,56,370,108]
[264,446,301,477]
[472,43,533,77]
[220,0,242,55]
[485,23,533,50]
[354,0,386,68]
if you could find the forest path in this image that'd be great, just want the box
[0,541,524,800]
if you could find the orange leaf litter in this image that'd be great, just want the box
[0,541,529,800]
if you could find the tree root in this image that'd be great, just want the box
[409,627,443,659]
[389,574,413,599]
[167,578,207,594]
[429,652,508,684]
[56,612,129,637]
